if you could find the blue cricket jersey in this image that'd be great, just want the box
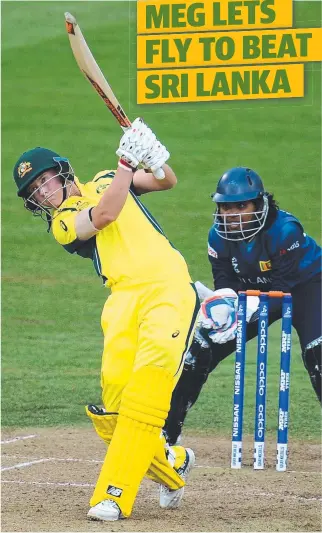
[208,209,321,292]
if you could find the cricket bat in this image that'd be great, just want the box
[64,12,165,179]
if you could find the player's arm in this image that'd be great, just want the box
[91,166,133,229]
[131,164,177,195]
[269,222,306,291]
[208,228,240,292]
[90,118,169,231]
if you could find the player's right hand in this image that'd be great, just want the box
[141,139,170,174]
[116,117,156,171]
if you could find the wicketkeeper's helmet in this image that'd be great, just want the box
[212,167,265,203]
[211,167,269,241]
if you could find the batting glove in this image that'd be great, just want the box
[116,117,156,171]
[142,139,170,174]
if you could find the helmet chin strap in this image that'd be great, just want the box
[62,181,68,202]
[46,211,52,233]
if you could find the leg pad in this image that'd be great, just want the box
[85,405,118,444]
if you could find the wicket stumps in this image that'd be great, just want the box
[254,293,269,470]
[231,292,247,469]
[231,290,292,472]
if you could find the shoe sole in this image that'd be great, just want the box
[87,508,122,522]
[87,513,120,522]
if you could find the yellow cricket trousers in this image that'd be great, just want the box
[89,279,199,516]
[100,280,199,410]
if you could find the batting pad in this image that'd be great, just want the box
[147,434,185,490]
[89,365,173,516]
[85,406,117,444]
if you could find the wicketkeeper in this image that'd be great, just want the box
[13,118,199,522]
[164,167,322,445]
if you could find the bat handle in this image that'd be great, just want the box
[153,167,165,180]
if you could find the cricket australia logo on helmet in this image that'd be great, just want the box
[17,161,32,178]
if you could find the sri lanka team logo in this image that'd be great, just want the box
[259,260,272,272]
[17,161,32,178]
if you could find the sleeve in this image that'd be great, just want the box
[268,221,306,291]
[94,168,141,196]
[52,198,96,254]
[93,170,115,182]
[130,180,142,197]
[208,227,240,292]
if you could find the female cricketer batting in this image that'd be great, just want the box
[13,118,199,521]
[164,166,321,446]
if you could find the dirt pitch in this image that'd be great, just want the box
[1,427,321,532]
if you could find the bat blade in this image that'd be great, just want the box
[64,12,165,179]
[65,12,130,131]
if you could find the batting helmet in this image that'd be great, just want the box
[13,147,74,199]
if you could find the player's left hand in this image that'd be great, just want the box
[116,117,156,170]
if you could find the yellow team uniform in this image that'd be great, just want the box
[52,170,199,517]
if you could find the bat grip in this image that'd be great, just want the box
[153,167,165,180]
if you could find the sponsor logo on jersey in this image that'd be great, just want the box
[60,220,68,232]
[259,260,272,272]
[96,183,109,193]
[287,240,299,251]
[240,276,272,285]
[106,485,123,497]
[232,257,240,273]
[208,244,218,258]
[17,161,32,178]
[75,200,90,210]
[280,240,300,255]
[172,330,180,338]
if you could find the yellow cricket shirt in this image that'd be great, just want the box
[51,171,192,288]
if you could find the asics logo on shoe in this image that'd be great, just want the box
[106,485,123,497]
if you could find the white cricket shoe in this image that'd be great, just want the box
[159,448,195,509]
[87,499,123,521]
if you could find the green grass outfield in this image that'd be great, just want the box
[2,1,321,440]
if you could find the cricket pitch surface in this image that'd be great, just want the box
[2,428,321,532]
